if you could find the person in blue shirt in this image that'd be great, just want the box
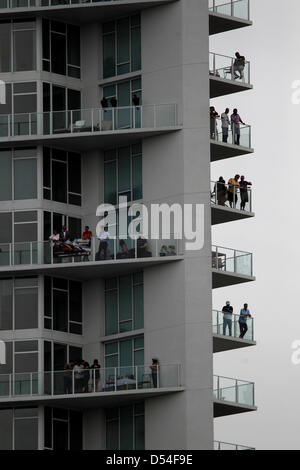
[239,303,252,338]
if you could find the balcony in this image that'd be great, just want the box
[0,236,184,281]
[210,52,252,98]
[0,364,183,408]
[210,117,253,161]
[212,310,256,353]
[0,104,180,151]
[212,245,255,288]
[211,180,254,225]
[214,441,255,450]
[209,0,252,36]
[213,375,256,417]
[0,0,175,22]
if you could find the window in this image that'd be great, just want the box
[0,82,37,137]
[104,336,144,372]
[0,277,38,330]
[44,276,83,334]
[42,83,81,133]
[0,19,36,73]
[106,403,144,450]
[102,78,142,128]
[43,147,81,205]
[0,408,38,450]
[104,143,142,205]
[103,14,141,79]
[0,148,37,201]
[44,407,82,450]
[105,273,143,336]
[43,212,82,241]
[42,19,81,78]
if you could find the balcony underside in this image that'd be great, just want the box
[211,205,255,225]
[211,140,254,162]
[210,77,252,99]
[0,0,176,22]
[0,256,184,281]
[0,386,184,410]
[213,334,256,353]
[214,399,256,417]
[212,269,255,289]
[0,127,181,152]
[209,12,252,35]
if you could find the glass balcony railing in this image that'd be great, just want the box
[209,0,250,21]
[0,364,182,398]
[210,116,251,148]
[0,0,125,8]
[213,375,255,407]
[212,310,254,341]
[0,104,178,139]
[211,180,253,213]
[212,245,253,277]
[0,236,183,268]
[209,52,250,85]
[214,441,255,450]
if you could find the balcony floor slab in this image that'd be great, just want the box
[210,77,252,99]
[213,334,256,353]
[211,205,255,225]
[211,140,254,161]
[212,269,255,289]
[209,12,252,35]
[214,399,257,417]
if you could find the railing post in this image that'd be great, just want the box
[30,242,33,265]
[235,379,238,403]
[231,0,234,17]
[72,369,75,395]
[234,250,237,273]
[70,110,73,133]
[8,114,11,138]
[29,113,32,136]
[30,372,33,396]
[93,369,95,393]
[215,246,219,270]
[50,111,53,135]
[114,367,117,391]
[112,108,115,130]
[135,366,138,390]
[9,374,12,397]
[51,370,54,396]
[217,376,220,400]
[252,318,254,342]
[157,365,160,388]
[9,243,12,266]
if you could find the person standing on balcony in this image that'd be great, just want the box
[210,106,219,140]
[132,94,140,107]
[63,359,74,394]
[221,108,230,143]
[101,96,108,108]
[222,301,233,336]
[227,174,240,208]
[213,177,227,206]
[239,176,252,210]
[110,97,117,108]
[231,109,245,145]
[239,303,252,339]
[91,359,101,392]
[97,226,110,260]
[233,52,246,80]
[150,358,160,388]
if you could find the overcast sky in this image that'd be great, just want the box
[210,0,300,450]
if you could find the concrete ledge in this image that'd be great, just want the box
[214,398,257,417]
[211,140,254,161]
[213,334,256,353]
[210,76,253,99]
[209,12,252,35]
[212,269,255,289]
[211,205,255,225]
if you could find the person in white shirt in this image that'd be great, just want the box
[98,226,110,260]
[49,230,60,242]
[221,108,230,143]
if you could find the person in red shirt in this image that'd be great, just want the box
[82,226,92,240]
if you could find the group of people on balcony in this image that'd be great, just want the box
[210,106,245,145]
[212,174,252,210]
[100,94,140,109]
[222,301,252,339]
[63,358,160,394]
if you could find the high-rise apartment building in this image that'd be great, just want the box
[0,0,256,450]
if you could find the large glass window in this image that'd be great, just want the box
[43,147,81,205]
[106,403,144,450]
[44,407,82,450]
[0,277,38,330]
[42,83,81,133]
[43,211,82,241]
[44,276,82,334]
[103,14,141,79]
[0,148,37,201]
[0,82,37,137]
[0,408,38,450]
[104,143,142,205]
[0,19,36,73]
[42,19,81,78]
[105,273,143,336]
[104,336,144,370]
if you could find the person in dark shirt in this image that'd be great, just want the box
[110,97,117,108]
[210,106,220,140]
[214,177,227,206]
[239,175,252,210]
[222,301,233,336]
[101,97,108,108]
[233,52,246,80]
[132,94,140,106]
[91,359,101,392]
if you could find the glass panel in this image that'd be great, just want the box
[68,152,81,195]
[67,24,80,68]
[69,410,83,450]
[13,29,36,72]
[14,159,37,200]
[52,160,67,203]
[119,275,132,331]
[103,33,115,79]
[117,18,130,73]
[0,410,13,450]
[118,147,131,193]
[69,281,82,324]
[105,290,118,336]
[132,155,142,200]
[106,419,119,450]
[120,406,133,450]
[14,417,38,450]
[53,289,68,332]
[104,161,117,205]
[15,286,38,329]
[51,32,66,75]
[134,414,144,450]
[0,279,13,330]
[131,26,141,72]
[0,149,12,200]
[53,420,68,450]
[15,352,38,373]
[133,284,143,330]
[0,22,11,73]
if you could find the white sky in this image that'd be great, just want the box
[211,0,300,450]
